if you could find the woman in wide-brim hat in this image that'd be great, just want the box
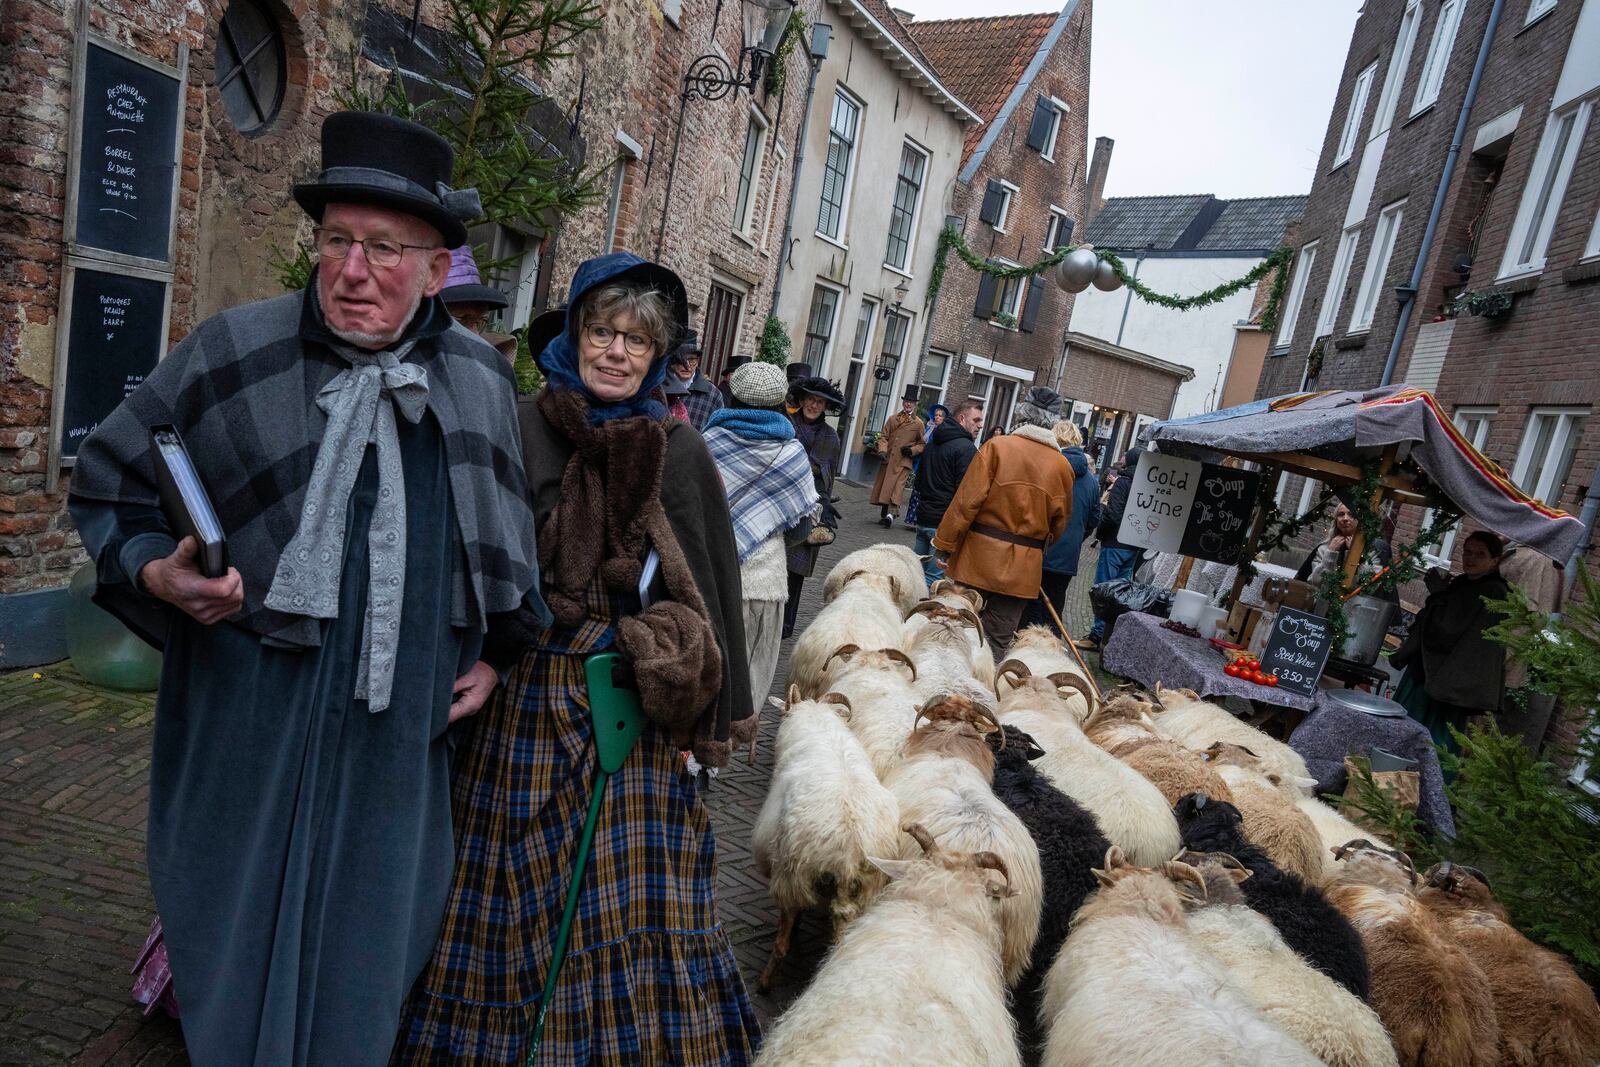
[395,252,760,1065]
[782,376,846,638]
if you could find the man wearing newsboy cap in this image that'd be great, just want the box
[69,113,544,1063]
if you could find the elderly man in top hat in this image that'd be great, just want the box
[664,329,723,429]
[68,112,541,1064]
[870,384,926,527]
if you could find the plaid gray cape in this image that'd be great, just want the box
[70,287,541,647]
[702,420,817,564]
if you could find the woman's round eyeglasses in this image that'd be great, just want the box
[313,227,438,269]
[582,322,656,357]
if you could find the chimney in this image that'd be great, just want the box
[891,6,915,21]
[1084,136,1114,228]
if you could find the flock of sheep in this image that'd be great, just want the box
[749,544,1600,1067]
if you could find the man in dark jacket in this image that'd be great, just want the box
[1079,446,1143,649]
[667,331,724,429]
[1020,421,1101,636]
[912,399,983,585]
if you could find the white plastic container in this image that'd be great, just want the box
[1169,589,1208,629]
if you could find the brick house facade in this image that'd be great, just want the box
[0,0,807,664]
[906,0,1094,431]
[1251,0,1600,758]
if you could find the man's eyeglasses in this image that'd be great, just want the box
[313,227,438,269]
[582,322,656,357]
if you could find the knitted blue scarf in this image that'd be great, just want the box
[703,407,795,442]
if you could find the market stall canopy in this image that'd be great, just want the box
[1145,386,1586,562]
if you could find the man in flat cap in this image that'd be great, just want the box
[69,112,543,1063]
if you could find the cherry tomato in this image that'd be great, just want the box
[1249,671,1265,685]
[1266,674,1279,687]
[1224,664,1240,678]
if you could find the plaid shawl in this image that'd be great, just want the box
[702,408,817,564]
[70,284,541,647]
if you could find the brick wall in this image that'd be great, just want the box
[1254,0,1600,756]
[929,0,1092,411]
[0,0,808,612]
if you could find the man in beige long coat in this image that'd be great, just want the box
[871,384,926,527]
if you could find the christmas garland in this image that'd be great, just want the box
[924,225,1295,331]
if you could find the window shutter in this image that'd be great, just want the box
[974,271,998,319]
[1058,217,1075,248]
[1025,96,1054,151]
[979,180,1003,225]
[1019,279,1044,332]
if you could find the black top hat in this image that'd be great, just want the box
[785,362,814,383]
[901,383,920,404]
[525,307,566,372]
[293,112,480,249]
[793,376,846,413]
[723,355,752,377]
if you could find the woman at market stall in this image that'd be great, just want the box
[1296,502,1396,601]
[783,377,845,639]
[903,403,948,529]
[395,252,760,1064]
[1391,530,1511,755]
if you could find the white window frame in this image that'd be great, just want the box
[1334,62,1378,167]
[800,281,844,371]
[1316,226,1361,337]
[1275,240,1319,348]
[1586,199,1600,260]
[1499,99,1593,279]
[1412,0,1466,115]
[992,179,1018,234]
[1570,721,1600,796]
[1511,407,1589,509]
[1525,0,1556,26]
[1350,198,1407,332]
[1373,0,1422,135]
[1044,206,1073,252]
[733,108,768,238]
[884,139,929,275]
[1040,96,1070,162]
[917,348,954,410]
[816,87,862,245]
[1296,477,1322,519]
[991,258,1026,321]
[1424,407,1494,564]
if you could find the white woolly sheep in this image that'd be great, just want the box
[754,823,1021,1067]
[821,543,928,614]
[786,572,905,699]
[818,645,922,780]
[884,694,1043,987]
[1178,853,1400,1067]
[904,612,997,708]
[1085,697,1237,807]
[903,594,996,687]
[751,687,903,991]
[994,670,1180,868]
[1151,683,1316,787]
[1039,848,1322,1067]
[1326,841,1500,1067]
[1205,743,1328,885]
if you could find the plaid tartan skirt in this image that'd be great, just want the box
[393,600,760,1065]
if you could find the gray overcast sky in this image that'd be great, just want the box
[892,0,1362,199]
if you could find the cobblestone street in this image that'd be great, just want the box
[0,481,1102,1063]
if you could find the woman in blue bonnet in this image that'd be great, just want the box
[396,253,759,1064]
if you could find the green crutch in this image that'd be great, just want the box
[524,651,647,1065]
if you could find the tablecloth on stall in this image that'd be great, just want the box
[1288,708,1453,835]
[1100,610,1318,712]
[1101,609,1454,834]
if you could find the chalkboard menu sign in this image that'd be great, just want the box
[1260,607,1334,698]
[71,41,183,263]
[58,267,167,458]
[1179,464,1262,564]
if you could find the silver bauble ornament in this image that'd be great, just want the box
[1092,258,1123,291]
[1055,247,1100,292]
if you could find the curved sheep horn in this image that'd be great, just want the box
[823,644,861,671]
[906,600,942,620]
[902,822,938,855]
[1458,864,1491,890]
[1332,839,1375,862]
[912,693,958,733]
[972,850,1012,890]
[1163,861,1209,901]
[1048,672,1098,714]
[820,692,853,721]
[1390,847,1419,886]
[882,648,918,681]
[954,607,985,641]
[973,702,1005,747]
[995,658,1032,680]
[1424,861,1455,890]
[1209,852,1249,872]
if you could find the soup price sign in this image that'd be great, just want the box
[1260,607,1334,699]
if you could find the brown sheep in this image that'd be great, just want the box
[1326,842,1499,1067]
[1085,697,1235,807]
[1419,862,1600,1067]
[1203,742,1326,885]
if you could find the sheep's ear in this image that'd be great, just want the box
[888,575,904,604]
[1287,775,1318,793]
[1092,867,1117,889]
[867,856,918,883]
[786,685,801,707]
[769,695,787,711]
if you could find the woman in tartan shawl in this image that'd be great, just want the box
[702,362,819,745]
[395,253,760,1064]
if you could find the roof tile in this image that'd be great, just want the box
[909,13,1057,158]
[1083,194,1306,254]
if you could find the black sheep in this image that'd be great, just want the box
[1174,792,1371,1001]
[989,724,1112,1051]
